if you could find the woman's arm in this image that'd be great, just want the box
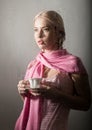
[39,74,91,111]
[17,60,37,101]
[66,73,91,110]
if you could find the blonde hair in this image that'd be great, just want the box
[34,10,65,47]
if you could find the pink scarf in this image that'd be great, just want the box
[14,49,86,130]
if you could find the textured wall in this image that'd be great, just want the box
[0,0,91,130]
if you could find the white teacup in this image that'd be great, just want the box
[29,78,42,89]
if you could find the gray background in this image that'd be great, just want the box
[0,0,92,130]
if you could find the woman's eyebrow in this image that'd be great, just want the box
[34,25,50,28]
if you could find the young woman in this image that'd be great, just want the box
[15,10,91,130]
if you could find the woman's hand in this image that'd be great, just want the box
[31,80,60,100]
[17,80,42,97]
[17,80,30,96]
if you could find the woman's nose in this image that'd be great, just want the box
[38,30,43,38]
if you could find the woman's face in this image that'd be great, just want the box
[34,17,58,52]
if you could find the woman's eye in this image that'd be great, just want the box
[43,27,50,31]
[34,28,38,32]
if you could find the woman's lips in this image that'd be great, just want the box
[37,40,44,45]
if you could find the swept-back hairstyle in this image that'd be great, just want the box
[34,10,66,48]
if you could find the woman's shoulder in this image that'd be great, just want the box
[66,52,87,74]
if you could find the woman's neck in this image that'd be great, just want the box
[42,46,63,53]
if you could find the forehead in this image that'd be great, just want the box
[34,17,52,27]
